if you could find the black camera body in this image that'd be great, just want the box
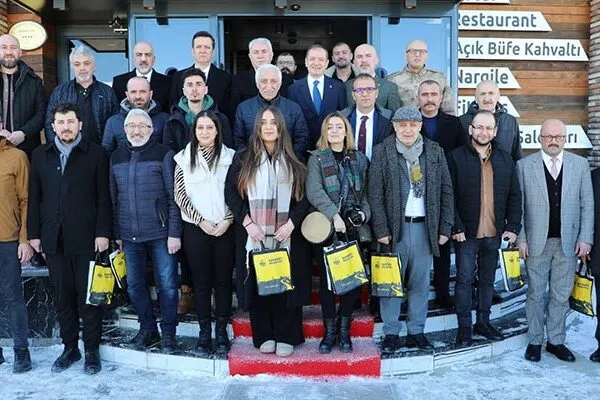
[344,205,364,227]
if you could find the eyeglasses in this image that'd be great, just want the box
[277,60,295,66]
[352,87,377,95]
[125,123,152,130]
[406,49,428,56]
[540,135,566,142]
[470,125,496,133]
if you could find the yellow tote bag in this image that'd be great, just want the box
[569,262,595,317]
[109,249,127,289]
[498,246,525,292]
[86,252,116,306]
[323,239,368,295]
[371,244,404,298]
[251,243,295,296]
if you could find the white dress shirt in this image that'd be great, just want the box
[541,150,564,176]
[404,161,426,217]
[195,63,211,80]
[136,69,153,81]
[354,108,375,160]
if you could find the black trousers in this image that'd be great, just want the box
[593,266,600,346]
[183,222,235,321]
[249,304,304,348]
[46,245,103,350]
[315,244,361,319]
[433,241,452,299]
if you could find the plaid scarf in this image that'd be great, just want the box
[246,151,293,256]
[395,135,424,198]
[317,148,363,211]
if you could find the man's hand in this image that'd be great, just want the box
[274,219,294,243]
[7,130,25,146]
[518,241,529,260]
[167,237,181,254]
[502,231,517,244]
[333,214,346,233]
[213,220,232,237]
[377,236,391,245]
[95,237,109,253]
[18,242,34,264]
[575,242,592,259]
[452,232,466,242]
[439,235,449,245]
[29,238,42,253]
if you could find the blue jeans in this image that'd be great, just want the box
[0,241,29,349]
[124,238,178,335]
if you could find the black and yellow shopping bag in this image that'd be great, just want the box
[251,242,295,296]
[370,244,404,298]
[498,244,525,292]
[109,249,127,289]
[569,262,595,317]
[86,251,116,306]
[323,237,368,295]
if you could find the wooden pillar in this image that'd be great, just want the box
[589,0,600,167]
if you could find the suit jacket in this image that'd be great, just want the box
[169,64,232,117]
[368,136,454,257]
[420,111,467,156]
[591,168,600,273]
[345,75,402,113]
[517,151,594,257]
[112,69,172,113]
[27,139,112,255]
[341,104,394,150]
[287,76,346,149]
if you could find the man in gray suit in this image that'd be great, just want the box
[345,44,402,112]
[369,106,454,354]
[517,119,593,363]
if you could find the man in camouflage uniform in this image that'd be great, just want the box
[388,39,455,115]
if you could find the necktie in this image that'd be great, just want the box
[550,157,558,180]
[358,115,368,154]
[312,80,322,114]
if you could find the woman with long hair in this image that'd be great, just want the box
[225,105,310,357]
[306,112,371,354]
[174,110,236,356]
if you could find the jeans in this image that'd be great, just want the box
[124,238,178,335]
[455,237,501,328]
[0,241,29,349]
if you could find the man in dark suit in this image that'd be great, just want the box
[340,73,393,160]
[287,44,346,151]
[418,79,467,309]
[229,37,293,120]
[589,168,600,362]
[28,103,111,375]
[169,31,232,118]
[345,44,401,113]
[112,41,171,113]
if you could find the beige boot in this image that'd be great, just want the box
[177,285,194,315]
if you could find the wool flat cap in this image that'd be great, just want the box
[392,106,422,122]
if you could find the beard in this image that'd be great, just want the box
[335,59,350,68]
[472,136,493,147]
[1,57,18,69]
[136,64,151,75]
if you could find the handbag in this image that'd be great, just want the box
[86,251,116,306]
[370,243,404,298]
[498,241,525,292]
[251,240,295,296]
[109,248,127,290]
[301,211,333,244]
[569,261,595,317]
[323,234,368,295]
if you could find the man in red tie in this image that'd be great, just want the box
[340,73,394,160]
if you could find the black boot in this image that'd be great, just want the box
[51,345,81,373]
[214,317,230,355]
[126,329,161,350]
[319,318,337,354]
[13,348,32,373]
[455,326,473,347]
[193,319,213,356]
[161,333,178,354]
[0,347,4,365]
[84,348,101,375]
[339,316,353,353]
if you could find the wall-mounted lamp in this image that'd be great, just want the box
[53,0,67,10]
[143,0,156,10]
[405,0,417,9]
[274,0,287,9]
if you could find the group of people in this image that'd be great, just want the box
[0,28,599,379]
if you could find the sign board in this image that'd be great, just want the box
[9,21,47,51]
[458,67,520,89]
[520,125,592,149]
[462,0,510,3]
[458,96,520,118]
[458,11,551,31]
[458,38,588,61]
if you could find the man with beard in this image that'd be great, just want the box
[276,53,297,80]
[388,40,455,115]
[345,44,401,112]
[0,34,46,159]
[325,42,360,83]
[459,80,522,162]
[447,110,521,346]
[517,119,593,363]
[28,103,111,374]
[103,77,169,153]
[110,109,181,353]
[45,46,119,145]
[112,41,171,113]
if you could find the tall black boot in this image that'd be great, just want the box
[0,347,4,365]
[214,317,231,355]
[193,318,213,356]
[339,316,353,353]
[319,318,336,354]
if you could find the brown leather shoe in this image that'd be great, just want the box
[177,285,194,315]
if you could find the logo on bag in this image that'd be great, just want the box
[259,260,266,267]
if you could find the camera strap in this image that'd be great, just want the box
[337,155,360,211]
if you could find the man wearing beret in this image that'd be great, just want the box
[368,106,454,354]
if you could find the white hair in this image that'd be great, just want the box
[134,41,155,54]
[69,45,96,64]
[124,109,153,128]
[255,64,282,86]
[249,38,272,53]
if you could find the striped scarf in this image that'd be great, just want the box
[318,148,363,211]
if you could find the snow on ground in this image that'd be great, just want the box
[1,315,599,400]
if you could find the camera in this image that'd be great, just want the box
[344,205,364,227]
